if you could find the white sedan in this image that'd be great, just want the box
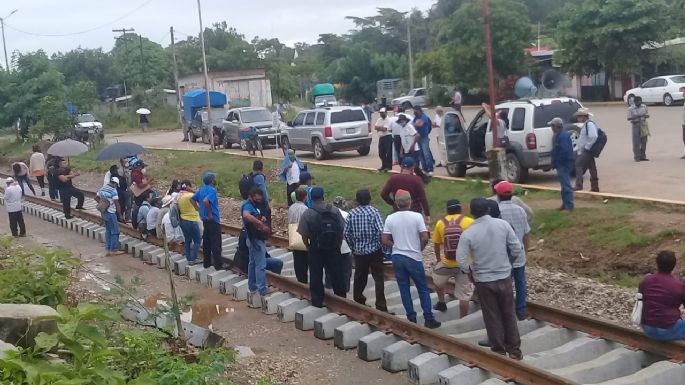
[623,75,685,106]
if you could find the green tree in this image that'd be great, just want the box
[111,33,172,90]
[36,94,71,139]
[555,0,669,97]
[67,80,98,112]
[52,48,116,95]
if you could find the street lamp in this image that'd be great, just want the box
[1,9,18,73]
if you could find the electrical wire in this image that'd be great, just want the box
[3,0,155,37]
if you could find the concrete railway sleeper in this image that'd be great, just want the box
[1,185,684,385]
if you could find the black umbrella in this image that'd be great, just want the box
[47,139,89,157]
[96,142,144,160]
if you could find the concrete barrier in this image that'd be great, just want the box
[313,313,351,340]
[358,331,400,361]
[381,341,427,373]
[295,306,329,331]
[437,365,489,385]
[594,360,685,385]
[262,292,294,315]
[552,348,646,384]
[218,274,244,295]
[408,352,451,385]
[334,321,373,350]
[525,336,616,370]
[277,298,310,322]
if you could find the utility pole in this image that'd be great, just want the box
[113,28,135,106]
[407,15,414,90]
[138,34,146,88]
[197,0,214,151]
[170,26,183,131]
[482,0,506,180]
[1,9,18,73]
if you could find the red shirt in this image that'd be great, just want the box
[380,173,430,216]
[130,169,144,185]
[639,273,685,329]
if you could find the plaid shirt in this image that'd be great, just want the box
[344,205,383,255]
[498,201,530,268]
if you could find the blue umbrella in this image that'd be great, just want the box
[96,142,144,160]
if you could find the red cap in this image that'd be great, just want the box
[494,181,514,196]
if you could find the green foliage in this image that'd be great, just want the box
[111,34,171,90]
[531,209,573,236]
[0,239,78,306]
[67,80,98,112]
[587,223,681,252]
[35,95,71,140]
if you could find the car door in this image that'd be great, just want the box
[191,111,203,136]
[443,112,469,163]
[415,88,427,106]
[640,79,657,103]
[288,112,306,147]
[303,112,317,144]
[653,78,667,103]
[224,111,239,143]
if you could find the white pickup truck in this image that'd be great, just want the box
[391,88,427,110]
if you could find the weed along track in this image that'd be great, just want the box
[1,181,684,385]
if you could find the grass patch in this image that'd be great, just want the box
[587,222,681,252]
[595,272,642,288]
[532,209,573,237]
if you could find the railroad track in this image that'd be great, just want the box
[1,179,684,385]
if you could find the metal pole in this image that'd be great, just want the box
[197,0,214,151]
[138,34,146,88]
[1,19,8,73]
[170,27,183,129]
[482,0,498,147]
[113,28,135,107]
[407,15,414,90]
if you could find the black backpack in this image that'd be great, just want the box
[312,205,342,250]
[238,172,257,199]
[587,121,607,158]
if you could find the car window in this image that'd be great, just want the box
[305,112,316,125]
[415,89,425,96]
[224,111,231,120]
[655,79,667,87]
[241,109,272,123]
[670,75,685,84]
[642,79,657,88]
[315,112,325,125]
[533,101,582,128]
[444,113,464,135]
[510,108,526,131]
[330,109,367,124]
[293,113,305,126]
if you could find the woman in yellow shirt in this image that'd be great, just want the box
[177,181,201,265]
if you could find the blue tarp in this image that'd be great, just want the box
[182,89,227,121]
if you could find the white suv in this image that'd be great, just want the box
[442,98,584,182]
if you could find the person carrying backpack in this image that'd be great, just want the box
[239,160,271,228]
[573,108,601,192]
[431,199,474,318]
[297,187,347,308]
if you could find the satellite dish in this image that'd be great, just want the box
[514,77,537,98]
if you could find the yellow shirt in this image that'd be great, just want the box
[178,192,200,222]
[432,214,473,267]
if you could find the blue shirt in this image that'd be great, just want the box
[192,185,220,223]
[551,129,574,169]
[413,114,431,138]
[303,185,314,208]
[241,199,261,239]
[98,184,118,214]
[252,173,269,203]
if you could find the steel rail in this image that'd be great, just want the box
[3,178,684,363]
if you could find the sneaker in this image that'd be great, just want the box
[110,250,126,256]
[408,318,417,324]
[433,302,447,312]
[508,352,523,360]
[478,339,491,347]
[424,319,441,329]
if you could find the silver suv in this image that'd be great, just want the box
[281,107,372,160]
[221,107,278,150]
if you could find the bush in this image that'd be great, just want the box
[427,85,451,107]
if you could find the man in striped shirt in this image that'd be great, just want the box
[98,177,124,256]
[344,189,388,312]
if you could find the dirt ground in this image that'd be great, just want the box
[1,204,405,385]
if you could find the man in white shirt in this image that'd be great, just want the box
[375,108,393,171]
[4,177,26,237]
[573,108,599,192]
[433,106,445,167]
[382,189,441,329]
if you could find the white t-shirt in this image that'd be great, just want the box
[375,117,392,137]
[162,212,185,242]
[400,123,419,152]
[4,184,23,212]
[339,210,351,254]
[433,114,442,129]
[286,162,300,185]
[146,207,160,231]
[383,210,427,262]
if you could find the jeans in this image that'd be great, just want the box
[309,247,346,308]
[511,266,527,319]
[378,135,394,170]
[59,186,85,218]
[247,236,267,295]
[293,250,309,284]
[574,151,599,192]
[15,174,35,196]
[266,257,283,274]
[8,211,25,236]
[417,136,434,173]
[179,219,201,262]
[103,212,120,252]
[642,319,685,341]
[202,219,223,269]
[631,122,648,161]
[557,163,574,210]
[391,254,435,322]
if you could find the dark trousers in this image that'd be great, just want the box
[574,151,599,192]
[117,190,130,221]
[47,175,59,200]
[36,175,45,190]
[682,124,685,150]
[286,183,299,206]
[353,250,387,311]
[202,219,223,269]
[293,250,309,284]
[393,135,402,164]
[631,122,648,161]
[59,186,84,218]
[475,277,522,357]
[8,211,25,236]
[15,175,35,196]
[378,135,393,170]
[308,248,346,308]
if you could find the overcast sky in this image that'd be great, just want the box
[1,0,436,57]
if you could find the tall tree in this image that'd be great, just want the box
[52,48,116,95]
[111,33,172,90]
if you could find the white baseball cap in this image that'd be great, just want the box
[110,176,120,186]
[5,177,14,184]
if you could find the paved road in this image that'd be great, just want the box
[110,104,685,201]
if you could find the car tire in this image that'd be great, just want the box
[313,138,327,160]
[627,94,635,106]
[505,152,528,183]
[357,145,370,156]
[222,134,231,149]
[401,101,412,110]
[240,138,248,151]
[663,93,674,106]
[446,162,467,177]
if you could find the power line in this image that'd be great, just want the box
[3,0,154,37]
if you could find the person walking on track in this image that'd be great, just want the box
[12,161,36,196]
[573,108,600,192]
[56,159,85,219]
[550,117,575,211]
[242,187,272,300]
[456,198,523,359]
[375,107,393,171]
[345,189,388,312]
[29,145,46,196]
[383,189,441,329]
[627,96,650,162]
[192,172,222,270]
[5,177,25,237]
